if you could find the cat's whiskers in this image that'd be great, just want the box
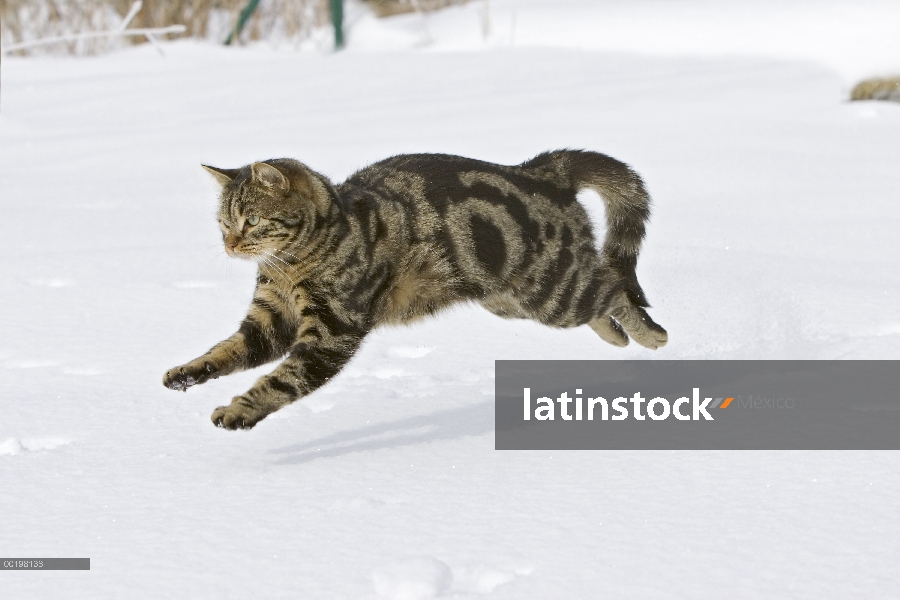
[274,248,304,262]
[261,260,290,286]
[274,247,316,271]
[206,251,228,274]
[257,253,291,285]
[256,252,282,273]
[262,249,293,269]
[261,250,299,279]
[263,247,315,276]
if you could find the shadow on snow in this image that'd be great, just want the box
[268,401,493,465]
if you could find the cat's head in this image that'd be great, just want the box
[203,159,334,261]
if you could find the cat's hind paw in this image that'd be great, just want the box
[211,397,264,430]
[589,316,630,347]
[613,306,668,350]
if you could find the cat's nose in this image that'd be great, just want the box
[224,234,240,254]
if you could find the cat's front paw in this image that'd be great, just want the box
[162,360,218,392]
[211,397,264,430]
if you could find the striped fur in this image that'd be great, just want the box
[163,150,667,429]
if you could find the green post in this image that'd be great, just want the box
[225,0,261,46]
[331,0,344,50]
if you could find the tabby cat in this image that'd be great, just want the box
[163,150,668,429]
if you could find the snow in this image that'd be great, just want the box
[372,557,453,600]
[2,0,900,597]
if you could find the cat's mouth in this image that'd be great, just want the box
[225,243,258,259]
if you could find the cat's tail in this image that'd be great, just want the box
[524,149,652,307]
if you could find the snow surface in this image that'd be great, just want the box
[2,1,900,598]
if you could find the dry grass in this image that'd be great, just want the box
[850,77,900,102]
[0,0,330,55]
[0,0,471,55]
[366,0,469,18]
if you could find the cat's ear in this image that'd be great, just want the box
[251,162,290,195]
[201,164,240,188]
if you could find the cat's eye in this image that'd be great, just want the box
[247,215,260,226]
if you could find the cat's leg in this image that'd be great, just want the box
[589,316,630,347]
[163,333,254,392]
[590,291,668,350]
[163,294,297,391]
[210,337,363,430]
[620,306,668,349]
